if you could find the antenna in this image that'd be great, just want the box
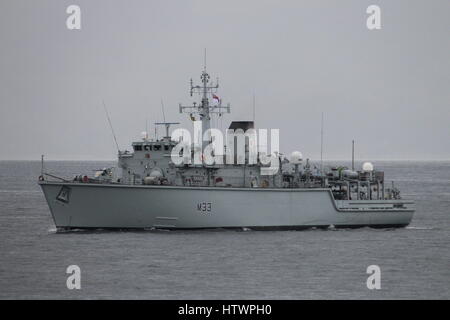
[102,100,120,152]
[320,112,324,174]
[155,122,180,139]
[160,99,166,123]
[252,92,256,126]
[204,48,207,71]
[352,140,355,171]
[41,154,44,176]
[179,56,231,150]
[158,99,180,139]
[145,118,149,140]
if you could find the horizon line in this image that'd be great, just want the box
[1,158,449,162]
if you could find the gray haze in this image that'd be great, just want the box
[0,0,449,161]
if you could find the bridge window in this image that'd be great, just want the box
[134,145,142,151]
[154,144,161,151]
[143,145,152,151]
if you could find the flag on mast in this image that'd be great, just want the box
[212,94,220,102]
[211,93,220,107]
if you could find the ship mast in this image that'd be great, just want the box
[179,58,230,150]
[154,122,180,140]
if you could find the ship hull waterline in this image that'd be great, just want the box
[39,181,414,230]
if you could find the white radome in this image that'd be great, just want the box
[150,169,163,178]
[362,162,374,172]
[290,151,303,164]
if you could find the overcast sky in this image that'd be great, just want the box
[0,0,449,161]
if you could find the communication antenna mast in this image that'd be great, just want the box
[320,112,324,174]
[102,100,120,153]
[179,56,231,150]
[204,48,207,71]
[352,140,355,171]
[145,118,149,140]
[41,154,45,176]
[253,92,256,126]
[155,122,180,140]
[161,99,166,123]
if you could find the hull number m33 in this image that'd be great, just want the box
[197,202,212,213]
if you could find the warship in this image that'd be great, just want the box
[38,64,415,230]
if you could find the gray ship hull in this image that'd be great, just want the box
[39,181,414,230]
